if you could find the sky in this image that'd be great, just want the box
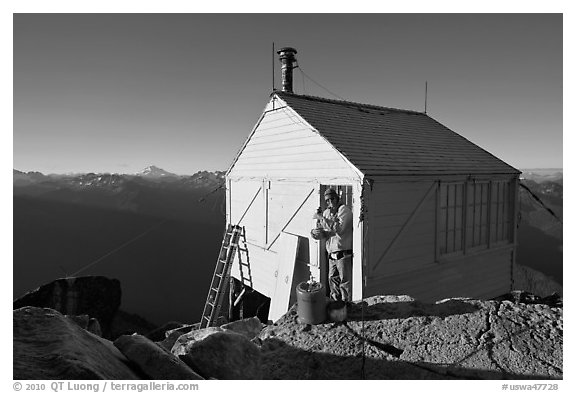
[13,13,562,175]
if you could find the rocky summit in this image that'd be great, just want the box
[258,294,562,379]
[13,292,562,380]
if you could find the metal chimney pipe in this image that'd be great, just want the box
[277,47,297,93]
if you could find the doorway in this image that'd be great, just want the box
[318,184,354,297]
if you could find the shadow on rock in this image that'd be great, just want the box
[259,338,556,380]
[345,298,480,322]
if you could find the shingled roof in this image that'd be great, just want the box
[274,91,520,176]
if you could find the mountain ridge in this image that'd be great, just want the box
[13,166,225,182]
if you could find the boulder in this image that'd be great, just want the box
[145,321,187,342]
[172,328,262,379]
[171,327,223,355]
[65,314,102,336]
[13,276,121,337]
[114,334,203,380]
[220,317,264,340]
[158,324,200,351]
[14,307,140,380]
[65,314,91,329]
[87,318,103,337]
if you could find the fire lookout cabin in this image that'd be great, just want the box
[224,47,520,322]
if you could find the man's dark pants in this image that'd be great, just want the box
[328,254,352,302]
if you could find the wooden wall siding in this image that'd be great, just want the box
[268,233,299,321]
[266,182,317,247]
[368,181,438,277]
[365,247,513,301]
[229,234,321,302]
[229,180,264,245]
[229,240,279,298]
[228,180,323,299]
[267,182,323,288]
[228,104,360,181]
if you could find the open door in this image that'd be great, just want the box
[268,233,299,321]
[318,184,354,297]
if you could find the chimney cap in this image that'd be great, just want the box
[277,47,298,55]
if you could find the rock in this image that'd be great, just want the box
[109,309,158,340]
[157,324,201,351]
[65,314,102,337]
[114,334,203,380]
[171,327,223,355]
[172,329,262,379]
[87,318,103,337]
[145,321,187,342]
[14,307,140,380]
[495,290,563,308]
[258,293,562,379]
[13,276,121,338]
[221,317,264,340]
[65,314,91,329]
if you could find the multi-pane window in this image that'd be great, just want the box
[490,181,512,243]
[438,180,513,258]
[438,183,464,255]
[466,182,489,249]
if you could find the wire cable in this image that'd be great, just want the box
[198,182,225,203]
[519,182,562,224]
[69,218,168,277]
[69,179,226,277]
[298,65,346,101]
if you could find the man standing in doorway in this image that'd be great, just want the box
[311,188,353,302]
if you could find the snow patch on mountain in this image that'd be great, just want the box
[136,166,178,178]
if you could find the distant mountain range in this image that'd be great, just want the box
[14,167,225,187]
[520,168,563,185]
[13,167,226,222]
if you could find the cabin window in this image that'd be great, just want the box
[490,181,512,244]
[438,180,513,258]
[438,182,465,255]
[466,181,490,249]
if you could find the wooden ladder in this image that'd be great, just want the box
[200,224,242,328]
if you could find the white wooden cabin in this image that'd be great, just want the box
[225,88,520,322]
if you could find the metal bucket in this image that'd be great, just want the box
[296,281,326,325]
